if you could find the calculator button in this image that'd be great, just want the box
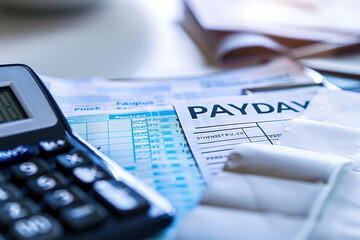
[27,172,68,195]
[56,152,91,170]
[11,160,50,181]
[61,203,108,230]
[11,214,63,240]
[0,184,22,204]
[73,165,110,186]
[93,180,149,215]
[43,187,85,211]
[0,145,32,164]
[39,138,71,157]
[0,199,40,225]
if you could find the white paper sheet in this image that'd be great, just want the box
[186,0,360,42]
[301,53,360,76]
[268,89,360,239]
[278,89,360,159]
[41,58,316,114]
[174,90,316,181]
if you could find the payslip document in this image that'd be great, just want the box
[174,91,316,182]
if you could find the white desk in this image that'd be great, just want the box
[0,0,211,79]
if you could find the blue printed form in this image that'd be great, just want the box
[66,108,205,236]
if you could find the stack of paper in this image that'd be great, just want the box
[183,0,360,65]
[44,58,314,114]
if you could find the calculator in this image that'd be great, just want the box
[0,64,174,240]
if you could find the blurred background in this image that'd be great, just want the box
[0,0,209,78]
[0,0,359,79]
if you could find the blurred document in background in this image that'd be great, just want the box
[183,0,360,65]
[301,53,360,77]
[186,0,360,34]
[42,58,316,114]
[325,74,360,93]
[174,91,316,181]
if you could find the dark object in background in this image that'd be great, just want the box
[0,0,101,11]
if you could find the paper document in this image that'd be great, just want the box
[174,91,316,181]
[176,143,350,240]
[177,89,360,240]
[274,89,360,240]
[66,108,204,216]
[301,53,360,77]
[278,89,360,160]
[186,0,360,41]
[42,59,316,114]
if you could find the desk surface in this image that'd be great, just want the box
[0,0,213,79]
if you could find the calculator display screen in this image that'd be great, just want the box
[0,87,28,124]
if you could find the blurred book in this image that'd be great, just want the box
[182,0,360,66]
[301,53,360,77]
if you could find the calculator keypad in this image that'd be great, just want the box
[0,138,150,240]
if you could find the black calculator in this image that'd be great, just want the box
[0,64,174,240]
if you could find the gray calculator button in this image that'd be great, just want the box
[43,187,84,211]
[73,165,110,185]
[27,172,68,195]
[39,138,71,156]
[53,190,74,205]
[0,199,40,225]
[11,160,50,180]
[61,203,107,230]
[56,152,90,170]
[11,214,63,240]
[37,176,56,190]
[0,188,8,202]
[2,202,27,220]
[93,180,149,215]
[20,163,37,176]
